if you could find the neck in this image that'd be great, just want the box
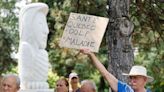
[135,88,146,92]
[72,84,78,91]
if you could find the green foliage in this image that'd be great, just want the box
[0,0,163,91]
[36,0,163,91]
[131,0,164,91]
[0,0,18,75]
[47,69,60,88]
[34,0,109,91]
[134,47,164,91]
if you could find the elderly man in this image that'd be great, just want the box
[80,49,153,92]
[1,74,20,92]
[80,80,96,92]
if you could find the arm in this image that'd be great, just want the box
[80,49,118,92]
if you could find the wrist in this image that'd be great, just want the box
[88,52,95,57]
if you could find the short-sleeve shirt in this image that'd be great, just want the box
[118,80,151,92]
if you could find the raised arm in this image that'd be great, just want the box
[80,49,118,92]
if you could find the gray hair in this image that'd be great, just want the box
[81,80,96,91]
[2,74,20,88]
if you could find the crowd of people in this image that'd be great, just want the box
[0,49,153,92]
[54,72,96,92]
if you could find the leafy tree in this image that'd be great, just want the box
[35,0,109,91]
[0,0,163,91]
[35,0,101,74]
[130,0,164,91]
[35,0,164,91]
[0,0,18,75]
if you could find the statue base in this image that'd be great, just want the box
[19,89,53,92]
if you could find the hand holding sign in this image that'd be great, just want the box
[59,13,109,52]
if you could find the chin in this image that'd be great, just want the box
[39,44,46,49]
[131,85,137,89]
[132,87,138,90]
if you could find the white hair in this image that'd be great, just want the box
[2,74,20,88]
[81,80,96,91]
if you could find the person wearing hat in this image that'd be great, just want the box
[80,49,153,92]
[69,72,80,92]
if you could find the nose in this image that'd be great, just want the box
[3,85,9,90]
[130,79,137,84]
[129,77,136,83]
[45,25,49,34]
[130,79,135,83]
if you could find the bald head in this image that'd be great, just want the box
[1,74,20,92]
[80,80,96,92]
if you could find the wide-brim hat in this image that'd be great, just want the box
[122,65,154,82]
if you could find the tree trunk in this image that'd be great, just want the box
[106,0,134,90]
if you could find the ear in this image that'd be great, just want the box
[144,76,148,82]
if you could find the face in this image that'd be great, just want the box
[80,84,95,92]
[129,75,147,90]
[2,77,19,92]
[71,77,79,84]
[55,80,68,92]
[33,12,49,49]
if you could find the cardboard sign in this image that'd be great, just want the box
[59,12,109,52]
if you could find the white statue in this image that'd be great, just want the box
[18,3,50,90]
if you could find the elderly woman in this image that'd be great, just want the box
[55,78,69,92]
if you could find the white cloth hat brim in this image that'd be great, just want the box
[122,73,154,82]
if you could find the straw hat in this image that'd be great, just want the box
[122,65,154,82]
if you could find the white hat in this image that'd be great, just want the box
[69,72,78,80]
[122,65,154,82]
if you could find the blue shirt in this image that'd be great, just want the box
[118,80,151,92]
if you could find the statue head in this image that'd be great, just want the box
[19,3,49,49]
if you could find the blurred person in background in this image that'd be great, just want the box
[69,72,80,92]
